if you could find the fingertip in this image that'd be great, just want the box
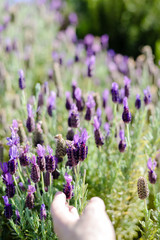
[51,192,66,217]
[89,197,105,210]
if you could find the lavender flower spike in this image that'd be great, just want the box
[135,94,141,109]
[4,173,15,198]
[47,91,56,117]
[63,173,73,199]
[26,185,36,209]
[37,144,46,172]
[104,123,110,138]
[122,97,131,123]
[26,104,35,132]
[40,204,47,221]
[147,158,157,184]
[15,209,20,224]
[65,91,72,111]
[18,69,25,90]
[93,116,104,147]
[2,196,13,219]
[144,87,151,105]
[118,130,126,153]
[68,104,80,128]
[124,76,131,98]
[102,89,109,108]
[111,82,119,103]
[85,94,95,121]
[31,155,40,183]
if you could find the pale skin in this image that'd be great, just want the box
[51,192,116,240]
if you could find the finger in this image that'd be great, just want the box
[51,192,79,226]
[83,197,105,217]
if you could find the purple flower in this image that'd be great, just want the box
[105,106,113,122]
[86,55,95,77]
[122,97,131,123]
[80,129,88,144]
[124,76,131,98]
[93,116,104,147]
[93,116,100,130]
[147,158,157,184]
[75,88,84,112]
[118,130,126,153]
[84,34,94,49]
[11,120,18,132]
[85,94,95,121]
[37,145,46,172]
[15,210,20,224]
[68,104,80,128]
[144,87,151,105]
[63,173,73,200]
[7,129,19,147]
[96,108,102,126]
[18,69,25,90]
[40,204,47,221]
[37,144,45,157]
[79,129,88,161]
[119,88,125,104]
[104,123,110,137]
[102,89,109,108]
[69,12,78,25]
[111,82,119,103]
[19,145,30,166]
[45,146,57,173]
[2,196,13,219]
[4,173,15,198]
[26,185,36,209]
[19,182,25,192]
[135,94,141,109]
[72,81,77,99]
[26,104,35,132]
[0,162,8,174]
[47,91,56,117]
[65,92,73,111]
[31,155,40,183]
[9,145,19,160]
[101,34,109,49]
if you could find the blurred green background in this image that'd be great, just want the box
[68,0,160,61]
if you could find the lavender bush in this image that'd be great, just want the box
[0,1,160,239]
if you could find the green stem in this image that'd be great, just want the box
[17,159,24,184]
[13,175,21,196]
[126,124,131,147]
[49,173,52,204]
[41,172,45,193]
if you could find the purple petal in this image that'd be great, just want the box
[123,97,128,107]
[147,158,152,171]
[119,130,125,140]
[37,144,45,157]
[28,185,36,193]
[124,76,131,86]
[19,69,24,78]
[74,134,79,145]
[2,196,9,205]
[47,146,53,156]
[80,129,88,144]
[93,116,100,130]
[0,162,8,174]
[75,87,82,100]
[64,172,72,183]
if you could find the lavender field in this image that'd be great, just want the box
[0,1,160,239]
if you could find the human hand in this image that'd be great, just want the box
[51,192,116,240]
